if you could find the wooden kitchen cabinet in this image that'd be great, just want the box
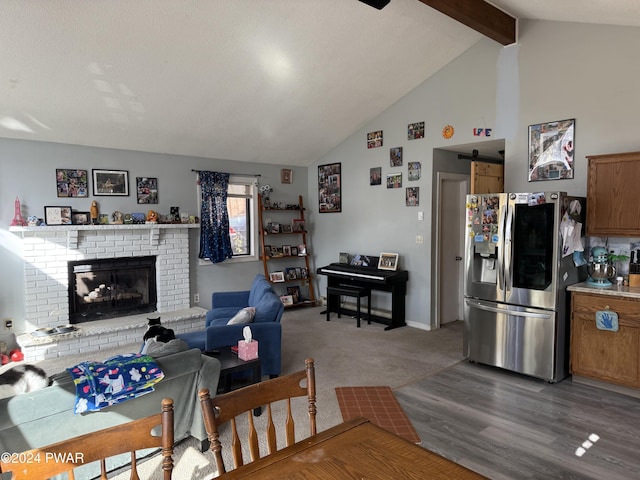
[586,151,640,236]
[570,291,640,388]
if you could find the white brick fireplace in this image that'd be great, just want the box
[10,224,206,360]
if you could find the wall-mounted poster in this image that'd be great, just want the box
[367,130,383,149]
[407,122,424,140]
[390,147,403,166]
[56,169,88,198]
[318,162,341,213]
[528,118,575,181]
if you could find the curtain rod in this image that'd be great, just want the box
[191,169,261,178]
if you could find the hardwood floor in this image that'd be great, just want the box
[395,361,640,480]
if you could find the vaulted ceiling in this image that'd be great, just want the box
[2,1,639,166]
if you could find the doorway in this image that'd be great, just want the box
[435,173,469,327]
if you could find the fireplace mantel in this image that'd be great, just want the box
[9,224,200,233]
[10,223,199,246]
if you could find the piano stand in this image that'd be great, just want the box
[317,263,408,330]
[326,286,371,328]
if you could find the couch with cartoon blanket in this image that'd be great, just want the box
[0,347,220,478]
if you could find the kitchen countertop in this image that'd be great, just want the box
[568,282,640,299]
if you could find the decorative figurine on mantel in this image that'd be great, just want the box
[146,210,158,224]
[90,200,99,225]
[10,196,27,226]
[111,211,124,225]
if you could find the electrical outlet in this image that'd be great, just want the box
[416,235,424,244]
[4,319,13,329]
[194,293,200,303]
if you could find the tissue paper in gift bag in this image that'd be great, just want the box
[238,340,259,360]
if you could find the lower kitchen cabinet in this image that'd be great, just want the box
[570,291,640,389]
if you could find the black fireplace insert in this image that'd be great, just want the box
[68,256,157,323]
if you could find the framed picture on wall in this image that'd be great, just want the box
[281,169,293,184]
[56,169,88,198]
[367,130,383,149]
[93,169,129,196]
[408,122,425,140]
[318,162,341,213]
[527,118,575,181]
[390,147,403,167]
[387,173,402,188]
[406,187,419,206]
[136,177,158,204]
[370,167,382,186]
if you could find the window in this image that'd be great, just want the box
[198,176,259,264]
[227,182,253,256]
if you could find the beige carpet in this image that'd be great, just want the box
[34,307,464,479]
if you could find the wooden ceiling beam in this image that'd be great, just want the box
[418,0,516,46]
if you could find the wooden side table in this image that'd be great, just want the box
[212,346,262,394]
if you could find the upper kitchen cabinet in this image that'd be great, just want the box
[587,151,640,236]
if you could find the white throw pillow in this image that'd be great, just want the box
[227,307,256,325]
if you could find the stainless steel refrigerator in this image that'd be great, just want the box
[463,192,586,382]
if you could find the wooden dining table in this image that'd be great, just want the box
[219,417,488,479]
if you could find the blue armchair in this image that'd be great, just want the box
[179,274,284,377]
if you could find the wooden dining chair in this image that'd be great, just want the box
[0,397,175,480]
[199,357,316,475]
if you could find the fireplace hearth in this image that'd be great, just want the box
[68,256,157,323]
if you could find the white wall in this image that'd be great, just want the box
[310,20,640,329]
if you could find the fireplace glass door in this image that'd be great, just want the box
[68,256,157,323]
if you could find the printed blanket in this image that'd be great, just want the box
[67,353,165,414]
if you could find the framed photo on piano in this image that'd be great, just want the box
[378,252,399,271]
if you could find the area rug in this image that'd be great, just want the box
[335,386,421,444]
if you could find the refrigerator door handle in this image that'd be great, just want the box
[466,299,552,319]
[504,204,514,293]
[497,203,507,293]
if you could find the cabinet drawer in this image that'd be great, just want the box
[572,292,640,326]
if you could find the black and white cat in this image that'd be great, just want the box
[143,317,176,344]
[0,364,50,399]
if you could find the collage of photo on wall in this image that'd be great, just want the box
[366,123,424,208]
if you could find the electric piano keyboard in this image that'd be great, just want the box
[317,263,408,329]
